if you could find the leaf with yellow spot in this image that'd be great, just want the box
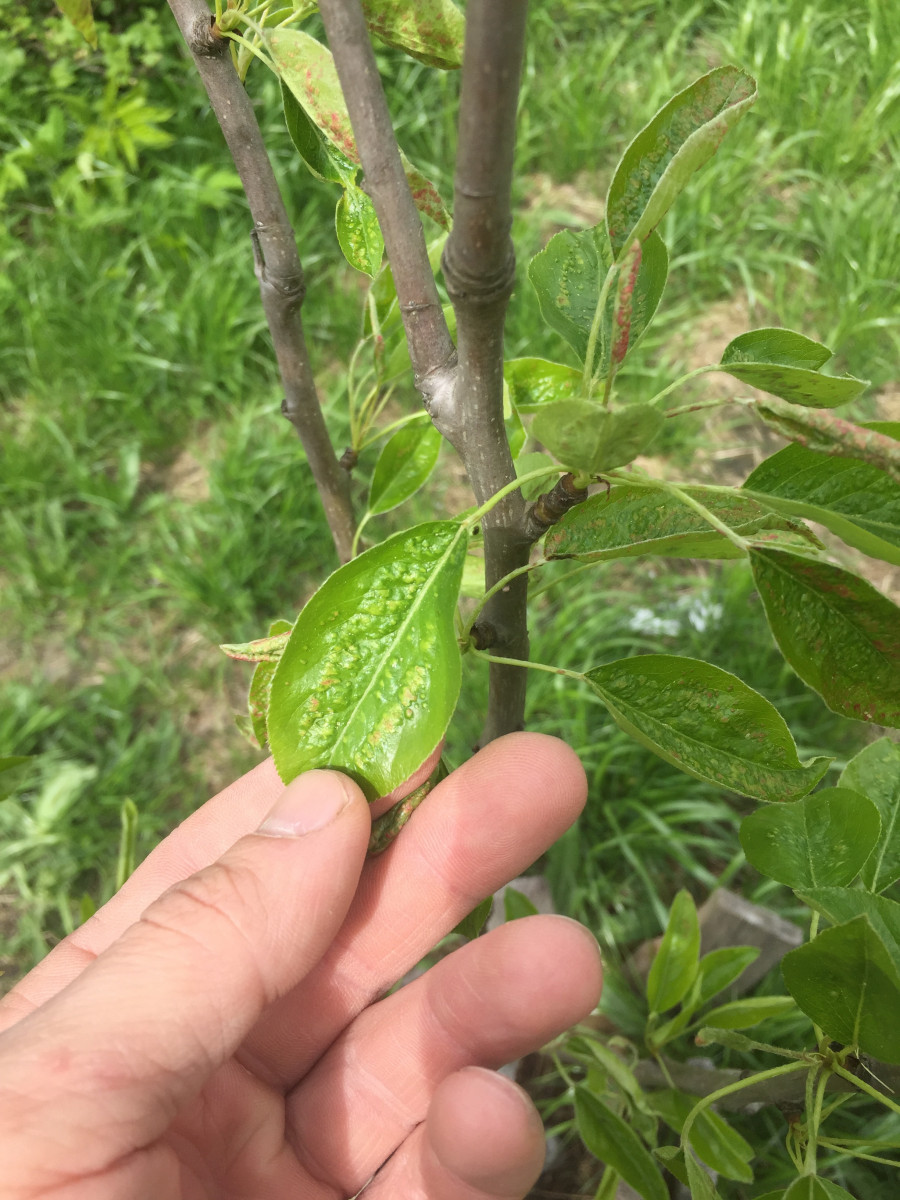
[268,522,467,799]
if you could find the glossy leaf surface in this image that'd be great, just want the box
[504,357,581,414]
[585,655,830,802]
[750,548,900,728]
[702,995,795,1029]
[269,522,467,799]
[575,1088,668,1200]
[720,328,833,371]
[532,402,662,474]
[368,421,442,515]
[361,0,464,69]
[841,738,900,892]
[743,423,900,566]
[740,787,880,890]
[335,184,384,276]
[527,225,667,370]
[647,889,700,1013]
[544,483,817,562]
[606,66,756,258]
[782,915,900,1062]
[651,1090,753,1182]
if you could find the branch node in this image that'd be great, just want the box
[192,12,225,55]
[523,473,589,543]
[471,621,497,651]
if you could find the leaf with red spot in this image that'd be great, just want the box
[271,30,450,227]
[361,0,464,70]
[611,239,643,367]
[268,522,467,800]
[584,655,829,802]
[606,66,757,260]
[753,398,899,480]
[750,548,900,728]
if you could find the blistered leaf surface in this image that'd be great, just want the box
[532,402,662,474]
[361,0,464,69]
[585,655,830,802]
[269,522,466,799]
[336,184,384,275]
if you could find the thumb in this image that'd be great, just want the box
[0,770,370,1176]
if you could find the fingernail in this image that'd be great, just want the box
[257,770,353,837]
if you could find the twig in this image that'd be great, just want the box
[317,0,457,417]
[166,0,355,562]
[442,0,531,743]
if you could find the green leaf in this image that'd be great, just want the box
[720,328,833,371]
[268,521,467,799]
[56,0,98,48]
[504,357,582,414]
[685,1151,724,1200]
[575,1088,668,1200]
[654,1146,689,1187]
[743,423,900,567]
[695,946,760,1006]
[702,995,796,1030]
[782,915,900,1062]
[740,788,881,890]
[368,421,442,515]
[220,631,292,662]
[282,83,358,186]
[720,365,867,409]
[246,619,293,749]
[750,548,900,728]
[782,1178,855,1200]
[567,1037,647,1110]
[272,30,448,226]
[532,402,662,475]
[841,738,900,892]
[650,1090,754,1183]
[544,483,818,562]
[797,888,900,969]
[0,756,33,802]
[753,400,898,482]
[527,226,667,370]
[336,185,384,276]
[361,0,464,69]
[606,66,757,259]
[504,886,540,921]
[452,894,492,939]
[584,655,830,803]
[647,889,700,1012]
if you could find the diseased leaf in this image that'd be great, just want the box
[650,1089,754,1183]
[368,420,442,515]
[841,738,900,892]
[527,225,667,371]
[248,619,293,748]
[220,631,292,663]
[361,0,464,69]
[702,995,796,1029]
[720,363,867,408]
[647,889,700,1012]
[782,915,900,1063]
[740,788,881,891]
[743,423,900,567]
[532,402,662,474]
[606,66,757,258]
[754,399,899,482]
[575,1088,669,1200]
[504,357,582,414]
[336,184,384,276]
[272,30,449,225]
[750,548,900,728]
[269,521,467,799]
[282,84,357,185]
[56,0,98,48]
[585,655,830,802]
[544,483,819,562]
[720,328,833,371]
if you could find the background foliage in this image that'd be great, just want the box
[2,0,900,1190]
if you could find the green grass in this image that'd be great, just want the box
[1,0,894,1017]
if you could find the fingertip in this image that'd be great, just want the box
[427,1067,545,1196]
[256,769,368,838]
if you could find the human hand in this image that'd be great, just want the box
[0,732,601,1199]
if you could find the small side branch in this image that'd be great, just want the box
[317,0,457,414]
[442,0,531,743]
[167,0,355,563]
